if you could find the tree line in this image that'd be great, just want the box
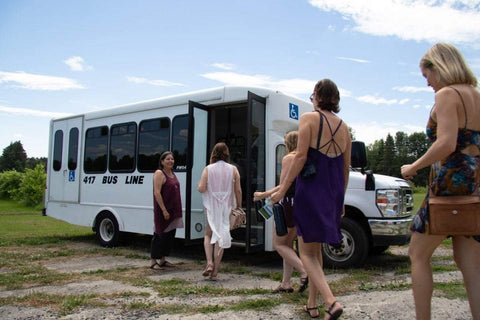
[365,131,431,188]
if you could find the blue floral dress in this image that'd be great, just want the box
[411,87,480,241]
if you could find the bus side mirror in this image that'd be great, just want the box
[351,141,367,169]
[351,141,375,191]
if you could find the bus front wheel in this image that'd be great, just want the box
[95,212,120,247]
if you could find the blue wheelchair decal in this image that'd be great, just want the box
[289,103,298,120]
[69,171,75,182]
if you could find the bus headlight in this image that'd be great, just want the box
[376,189,400,217]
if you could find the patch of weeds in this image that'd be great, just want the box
[61,295,94,315]
[124,301,156,309]
[434,282,467,300]
[199,304,226,313]
[359,280,410,292]
[231,297,282,311]
[255,271,283,282]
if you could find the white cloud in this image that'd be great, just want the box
[393,86,432,93]
[351,121,425,145]
[308,0,480,44]
[0,105,72,118]
[337,56,370,63]
[357,94,409,105]
[200,71,351,97]
[211,63,235,70]
[126,76,184,87]
[64,56,93,71]
[0,71,84,90]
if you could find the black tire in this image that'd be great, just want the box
[322,217,369,268]
[95,211,120,247]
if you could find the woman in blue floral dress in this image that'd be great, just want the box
[401,43,480,320]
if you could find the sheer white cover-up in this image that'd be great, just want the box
[202,161,236,249]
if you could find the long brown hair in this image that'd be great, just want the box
[209,142,230,164]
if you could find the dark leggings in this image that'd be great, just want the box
[150,229,176,259]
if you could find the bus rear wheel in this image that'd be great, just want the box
[95,212,120,247]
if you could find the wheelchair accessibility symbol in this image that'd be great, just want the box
[289,103,298,120]
[68,171,75,182]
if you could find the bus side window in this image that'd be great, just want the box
[68,128,79,171]
[275,144,286,185]
[84,126,109,174]
[109,122,137,173]
[53,130,63,171]
[138,117,170,172]
[172,114,188,171]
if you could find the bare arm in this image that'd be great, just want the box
[197,167,208,193]
[233,166,242,208]
[253,153,293,201]
[401,88,459,179]
[153,170,169,220]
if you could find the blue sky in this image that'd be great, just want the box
[1,0,480,158]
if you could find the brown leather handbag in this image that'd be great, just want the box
[428,186,480,235]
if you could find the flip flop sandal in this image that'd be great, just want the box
[298,276,309,293]
[149,262,164,270]
[202,263,214,276]
[325,301,343,320]
[303,305,319,318]
[159,260,175,268]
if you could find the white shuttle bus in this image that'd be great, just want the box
[45,86,413,267]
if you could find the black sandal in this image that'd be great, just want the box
[303,305,319,318]
[325,301,343,320]
[149,262,164,270]
[298,276,309,293]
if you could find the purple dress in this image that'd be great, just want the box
[294,147,345,245]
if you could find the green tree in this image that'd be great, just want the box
[0,141,27,172]
[26,157,47,170]
[12,164,46,206]
[0,170,23,199]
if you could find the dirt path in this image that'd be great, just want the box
[0,244,472,319]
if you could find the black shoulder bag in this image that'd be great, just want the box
[300,110,323,179]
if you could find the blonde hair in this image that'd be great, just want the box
[284,131,298,153]
[420,43,477,87]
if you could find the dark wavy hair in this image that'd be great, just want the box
[313,79,340,113]
[158,151,173,169]
[209,142,230,164]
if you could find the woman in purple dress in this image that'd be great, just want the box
[272,79,351,319]
[150,151,184,270]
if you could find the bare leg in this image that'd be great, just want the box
[298,237,341,319]
[211,243,224,280]
[203,226,214,276]
[274,226,307,287]
[452,235,480,319]
[408,232,445,320]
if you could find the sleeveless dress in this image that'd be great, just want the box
[294,113,345,244]
[411,87,480,242]
[202,161,237,248]
[153,169,183,235]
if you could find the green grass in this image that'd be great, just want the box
[0,199,93,246]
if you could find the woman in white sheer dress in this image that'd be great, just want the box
[197,142,242,280]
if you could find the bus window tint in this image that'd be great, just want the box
[68,128,79,170]
[53,130,63,171]
[172,115,188,171]
[109,122,136,173]
[138,118,170,172]
[84,126,108,173]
